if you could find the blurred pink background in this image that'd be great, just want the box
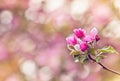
[0,0,120,81]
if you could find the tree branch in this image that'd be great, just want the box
[87,53,120,75]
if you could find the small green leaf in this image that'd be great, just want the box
[89,48,95,55]
[99,55,107,59]
[97,46,118,54]
[79,55,89,63]
[70,50,80,55]
[67,45,75,50]
[95,56,101,62]
[95,55,107,62]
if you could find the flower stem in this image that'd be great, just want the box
[87,54,120,75]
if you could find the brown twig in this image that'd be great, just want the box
[87,53,120,75]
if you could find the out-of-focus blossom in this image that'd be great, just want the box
[70,0,90,20]
[11,16,19,30]
[0,10,13,25]
[35,46,62,74]
[47,8,75,29]
[20,60,37,77]
[8,34,36,54]
[92,5,111,25]
[35,35,65,74]
[35,52,48,66]
[28,0,43,10]
[45,0,65,12]
[38,66,53,81]
[0,14,19,33]
[19,38,36,53]
[0,42,9,61]
[114,0,120,9]
[25,8,47,24]
[0,25,9,35]
[102,20,120,39]
[25,8,39,21]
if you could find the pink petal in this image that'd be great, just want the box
[80,41,88,52]
[83,35,92,43]
[66,35,77,45]
[90,27,98,40]
[73,28,86,38]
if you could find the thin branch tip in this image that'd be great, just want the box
[88,53,120,75]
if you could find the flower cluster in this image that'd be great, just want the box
[66,27,100,52]
[66,27,118,64]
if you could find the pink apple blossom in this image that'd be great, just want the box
[66,35,77,45]
[66,27,100,46]
[66,27,119,75]
[90,27,98,40]
[95,35,100,41]
[83,35,92,43]
[83,28,100,43]
[73,28,86,38]
[79,41,88,52]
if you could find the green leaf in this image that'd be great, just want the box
[70,50,80,55]
[73,54,89,63]
[95,56,101,62]
[79,55,88,63]
[67,45,75,50]
[89,48,95,55]
[97,46,118,54]
[99,55,107,59]
[95,55,107,62]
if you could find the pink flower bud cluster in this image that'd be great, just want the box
[66,27,100,52]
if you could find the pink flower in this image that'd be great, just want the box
[90,27,98,40]
[83,35,92,43]
[95,35,100,41]
[82,28,100,43]
[90,27,100,41]
[66,35,77,46]
[80,41,88,52]
[73,28,86,38]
